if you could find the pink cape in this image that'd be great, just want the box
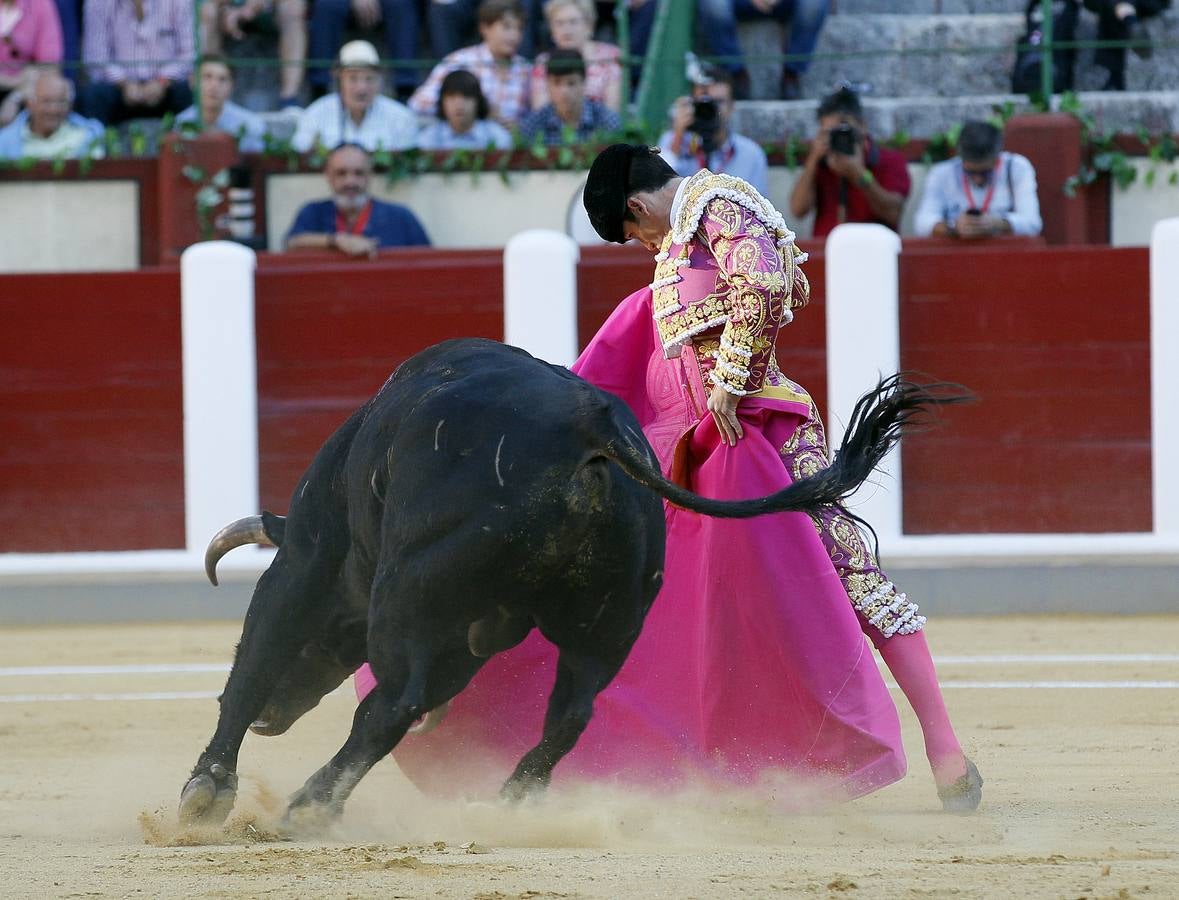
[356,289,907,801]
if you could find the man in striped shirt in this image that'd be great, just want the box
[291,39,417,153]
[80,0,194,125]
[409,0,530,129]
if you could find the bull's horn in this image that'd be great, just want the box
[205,515,276,587]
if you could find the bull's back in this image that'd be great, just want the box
[357,340,654,585]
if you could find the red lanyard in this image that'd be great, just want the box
[961,159,1001,213]
[335,200,372,236]
[696,141,736,173]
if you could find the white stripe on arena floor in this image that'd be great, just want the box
[0,654,1176,702]
[2,654,1177,680]
[0,682,1177,704]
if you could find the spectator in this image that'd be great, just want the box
[53,0,78,87]
[307,0,422,102]
[199,0,306,108]
[80,0,194,126]
[697,0,828,100]
[789,85,908,239]
[291,40,417,153]
[175,55,267,153]
[657,67,768,196]
[519,48,620,145]
[0,67,101,158]
[530,0,622,112]
[0,0,63,123]
[428,0,543,61]
[1083,0,1169,91]
[914,120,1042,240]
[598,0,657,86]
[285,143,431,255]
[410,0,531,129]
[417,68,512,149]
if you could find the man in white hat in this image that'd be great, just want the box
[291,40,417,153]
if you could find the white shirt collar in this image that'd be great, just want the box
[668,175,691,229]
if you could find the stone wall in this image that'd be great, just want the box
[739,2,1179,99]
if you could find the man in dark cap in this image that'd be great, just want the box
[574,142,983,813]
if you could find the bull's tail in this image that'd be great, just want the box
[602,373,971,519]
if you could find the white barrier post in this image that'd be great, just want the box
[1151,218,1179,537]
[504,229,580,366]
[825,223,904,546]
[181,241,259,556]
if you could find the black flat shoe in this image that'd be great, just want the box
[937,757,983,815]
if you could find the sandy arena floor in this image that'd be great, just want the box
[0,614,1176,899]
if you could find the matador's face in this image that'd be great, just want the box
[623,194,670,253]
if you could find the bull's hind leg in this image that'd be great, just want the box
[283,640,484,829]
[500,648,624,801]
[179,556,337,825]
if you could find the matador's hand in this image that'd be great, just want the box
[708,384,743,446]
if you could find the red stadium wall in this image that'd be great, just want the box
[0,269,184,551]
[254,250,506,511]
[0,244,1151,553]
[899,244,1152,533]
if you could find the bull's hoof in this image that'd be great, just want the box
[281,803,337,837]
[178,763,238,825]
[499,774,548,804]
[281,791,341,837]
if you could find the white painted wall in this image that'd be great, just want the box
[264,165,930,251]
[4,161,1169,274]
[1111,160,1179,247]
[0,180,139,272]
[265,170,592,251]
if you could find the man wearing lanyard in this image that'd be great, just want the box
[657,67,769,197]
[285,143,431,257]
[914,120,1043,240]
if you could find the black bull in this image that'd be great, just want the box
[179,338,963,827]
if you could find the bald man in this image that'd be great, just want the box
[0,68,104,160]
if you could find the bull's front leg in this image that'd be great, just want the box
[500,649,623,801]
[283,640,483,831]
[179,558,334,825]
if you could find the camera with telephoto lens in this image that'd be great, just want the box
[828,123,860,156]
[692,96,721,154]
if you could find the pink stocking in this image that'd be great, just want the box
[869,629,967,785]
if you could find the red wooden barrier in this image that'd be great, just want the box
[0,242,1152,552]
[899,244,1151,533]
[254,250,505,511]
[0,269,183,551]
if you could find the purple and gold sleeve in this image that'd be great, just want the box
[700,198,789,395]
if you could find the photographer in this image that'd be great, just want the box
[657,68,768,196]
[789,85,909,239]
[914,120,1042,240]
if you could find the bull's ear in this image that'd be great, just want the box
[260,511,287,547]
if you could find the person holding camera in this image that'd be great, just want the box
[789,85,908,240]
[657,68,768,197]
[913,120,1042,240]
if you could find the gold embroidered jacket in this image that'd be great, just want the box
[651,170,810,395]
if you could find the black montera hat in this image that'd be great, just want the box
[583,143,648,244]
